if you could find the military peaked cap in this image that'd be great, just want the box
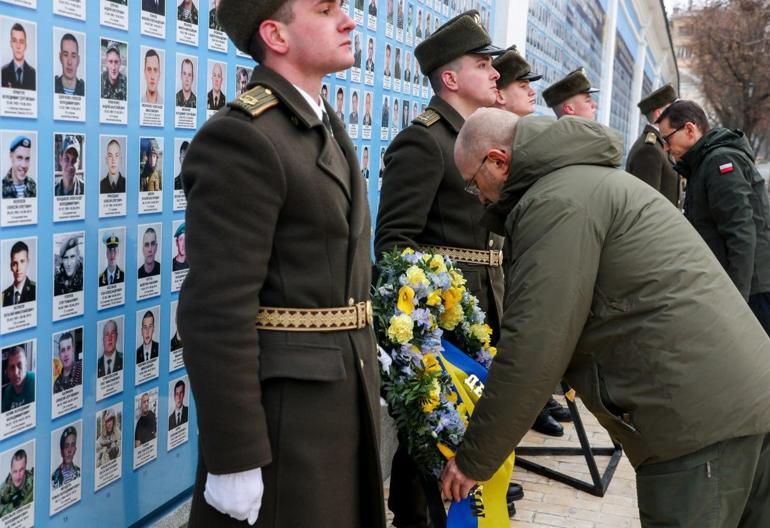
[542,67,599,108]
[414,9,503,75]
[493,45,542,88]
[638,83,677,115]
[217,0,288,54]
[103,232,120,248]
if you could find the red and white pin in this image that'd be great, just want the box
[719,162,734,174]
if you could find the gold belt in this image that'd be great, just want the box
[424,245,503,267]
[255,301,373,332]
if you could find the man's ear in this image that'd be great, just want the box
[440,69,459,93]
[258,20,289,56]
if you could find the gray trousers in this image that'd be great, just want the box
[636,433,770,527]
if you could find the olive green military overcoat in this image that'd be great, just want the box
[625,124,680,206]
[178,65,385,528]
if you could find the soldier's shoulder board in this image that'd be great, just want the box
[229,85,279,118]
[644,132,657,145]
[413,108,441,127]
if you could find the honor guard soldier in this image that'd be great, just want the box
[178,1,385,527]
[374,10,513,526]
[493,46,571,440]
[626,83,680,206]
[99,232,124,286]
[542,67,599,120]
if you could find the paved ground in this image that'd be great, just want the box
[386,396,641,528]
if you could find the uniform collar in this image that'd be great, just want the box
[248,66,323,129]
[427,95,465,134]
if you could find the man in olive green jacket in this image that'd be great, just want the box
[442,108,770,527]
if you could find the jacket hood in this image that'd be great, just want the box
[483,115,624,233]
[676,128,755,179]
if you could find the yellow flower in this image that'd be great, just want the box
[422,353,441,373]
[470,323,492,344]
[446,391,458,403]
[442,287,463,310]
[401,247,415,257]
[426,290,442,307]
[405,266,429,288]
[421,380,441,412]
[397,285,415,314]
[428,255,447,274]
[449,269,467,288]
[488,346,497,358]
[440,303,463,330]
[387,314,414,344]
[437,442,455,459]
[456,403,469,425]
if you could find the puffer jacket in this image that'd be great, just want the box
[455,116,770,481]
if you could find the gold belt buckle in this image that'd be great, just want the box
[489,250,502,267]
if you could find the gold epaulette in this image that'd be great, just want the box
[229,85,279,118]
[413,108,441,127]
[645,132,657,145]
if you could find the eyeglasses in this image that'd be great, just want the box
[465,154,488,197]
[662,126,684,145]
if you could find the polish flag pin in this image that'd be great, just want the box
[719,162,734,174]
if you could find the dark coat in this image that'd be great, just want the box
[375,95,504,333]
[141,0,164,15]
[207,90,226,110]
[135,341,159,364]
[99,266,124,286]
[97,351,123,377]
[169,405,189,429]
[625,124,679,206]
[54,76,85,96]
[675,128,770,299]
[179,65,385,528]
[100,173,126,194]
[2,277,36,307]
[1,61,35,90]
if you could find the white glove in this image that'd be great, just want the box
[204,467,264,525]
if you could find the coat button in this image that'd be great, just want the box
[488,240,494,247]
[348,298,355,306]
[360,359,365,369]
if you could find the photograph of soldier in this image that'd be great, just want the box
[387,0,394,24]
[139,138,162,192]
[208,0,223,31]
[138,227,161,278]
[626,83,680,206]
[392,97,398,132]
[335,86,345,123]
[142,0,165,15]
[394,46,401,79]
[2,135,35,199]
[2,240,35,307]
[51,425,80,489]
[352,32,361,69]
[542,67,599,120]
[207,62,225,111]
[397,0,404,29]
[0,445,33,518]
[416,7,422,38]
[363,91,372,125]
[404,51,411,83]
[177,0,198,24]
[173,141,189,190]
[1,22,35,90]
[54,32,84,96]
[134,392,156,447]
[95,407,120,467]
[54,135,84,197]
[381,94,389,128]
[400,96,409,127]
[97,319,123,377]
[52,330,82,394]
[99,138,126,194]
[178,1,386,525]
[368,0,377,16]
[172,223,188,271]
[169,319,182,352]
[383,43,392,77]
[1,344,34,413]
[100,39,127,101]
[135,310,159,365]
[141,48,163,104]
[168,379,188,430]
[53,235,83,296]
[365,36,374,72]
[235,66,250,95]
[320,83,328,103]
[425,11,431,37]
[349,89,359,124]
[406,3,413,35]
[175,57,197,108]
[99,232,124,287]
[361,146,370,179]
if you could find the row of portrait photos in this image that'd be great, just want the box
[1,227,188,333]
[0,374,190,525]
